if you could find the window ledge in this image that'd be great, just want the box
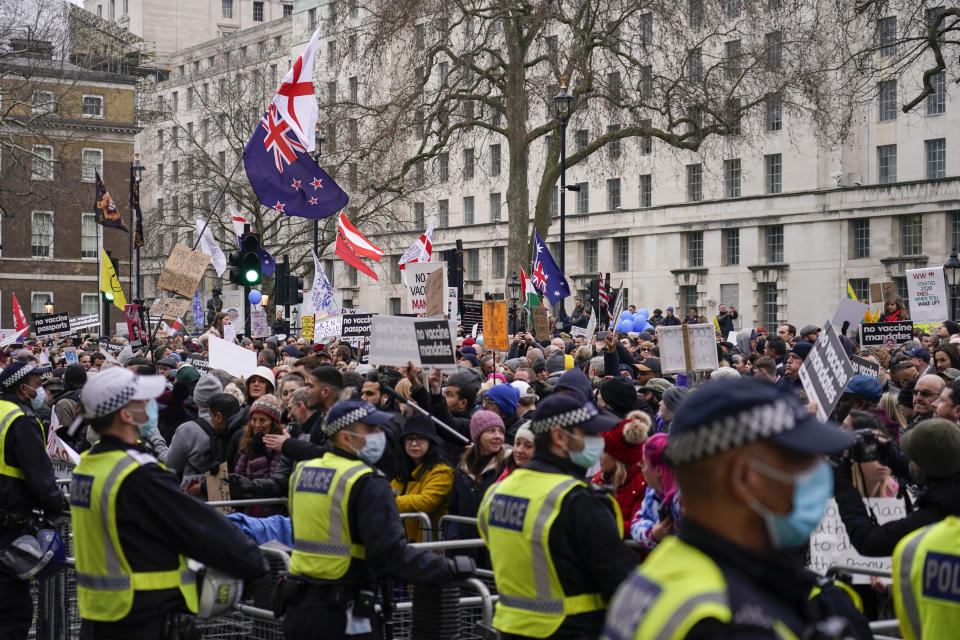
[670,267,708,276]
[880,255,929,265]
[747,263,789,272]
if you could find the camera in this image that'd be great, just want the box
[849,429,880,463]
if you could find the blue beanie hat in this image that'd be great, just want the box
[484,384,519,416]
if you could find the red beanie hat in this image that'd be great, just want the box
[602,412,651,466]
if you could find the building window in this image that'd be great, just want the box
[928,72,946,115]
[688,47,702,81]
[687,231,703,267]
[607,178,621,210]
[725,39,742,80]
[82,95,103,118]
[349,35,358,61]
[584,240,598,273]
[726,0,741,19]
[32,90,55,114]
[81,148,103,183]
[81,213,100,259]
[852,218,870,259]
[221,0,232,18]
[689,0,703,28]
[878,80,897,121]
[765,225,784,263]
[758,282,778,328]
[463,148,474,179]
[490,144,501,177]
[252,1,263,21]
[32,211,53,258]
[308,8,316,31]
[639,174,652,208]
[952,211,960,253]
[464,196,474,225]
[680,285,698,314]
[438,199,449,228]
[686,164,703,202]
[724,228,740,265]
[765,31,782,70]
[765,153,782,194]
[414,202,424,228]
[348,266,358,287]
[81,293,99,315]
[720,283,739,314]
[157,163,163,186]
[31,145,53,181]
[765,93,782,131]
[878,16,897,56]
[575,129,588,151]
[489,192,502,222]
[724,158,741,198]
[467,248,480,280]
[607,125,621,158]
[348,76,358,101]
[849,278,869,303]
[576,183,589,214]
[877,144,897,184]
[171,91,178,112]
[640,12,652,44]
[438,152,449,182]
[31,293,53,315]
[900,215,923,256]
[615,237,630,271]
[926,139,946,179]
[492,246,505,279]
[283,3,293,17]
[639,118,652,155]
[550,187,558,217]
[894,277,908,303]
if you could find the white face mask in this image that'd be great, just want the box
[346,431,386,464]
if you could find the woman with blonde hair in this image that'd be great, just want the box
[878,390,908,431]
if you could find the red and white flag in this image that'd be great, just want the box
[11,293,27,332]
[398,221,434,284]
[230,205,248,241]
[337,213,383,261]
[272,26,321,153]
[46,411,81,466]
[172,318,183,331]
[598,273,610,324]
[336,233,379,281]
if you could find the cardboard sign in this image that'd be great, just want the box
[906,267,948,323]
[414,319,457,371]
[63,348,79,365]
[34,312,70,337]
[406,262,446,315]
[798,321,854,422]
[869,282,897,304]
[208,334,257,378]
[810,498,906,583]
[368,316,420,367]
[69,314,101,332]
[315,315,343,342]
[301,314,315,341]
[251,309,270,338]
[850,355,881,378]
[152,297,192,321]
[859,321,914,349]
[656,324,719,373]
[157,243,212,298]
[426,269,445,317]
[185,353,211,376]
[482,301,509,351]
[531,306,550,339]
[205,461,233,514]
[832,298,869,330]
[461,299,483,333]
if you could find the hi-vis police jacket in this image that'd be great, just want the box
[893,514,960,640]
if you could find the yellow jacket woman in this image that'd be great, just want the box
[390,415,453,542]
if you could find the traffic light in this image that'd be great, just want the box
[274,256,289,306]
[287,274,304,305]
[229,231,262,286]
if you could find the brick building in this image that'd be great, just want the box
[0,41,139,329]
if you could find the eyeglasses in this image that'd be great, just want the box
[404,436,429,444]
[914,389,938,398]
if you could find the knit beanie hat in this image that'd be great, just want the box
[470,409,504,442]
[249,394,282,424]
[901,418,960,479]
[602,412,650,466]
[484,384,519,416]
[546,351,566,374]
[193,375,223,408]
[662,386,689,412]
[515,424,535,444]
[599,377,638,418]
[64,364,88,391]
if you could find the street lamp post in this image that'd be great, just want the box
[553,78,573,324]
[130,154,144,299]
[507,273,521,334]
[945,248,960,321]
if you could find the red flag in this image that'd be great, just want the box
[336,232,379,281]
[11,293,27,332]
[337,213,383,261]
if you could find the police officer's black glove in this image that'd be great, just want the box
[448,555,476,580]
[228,473,254,498]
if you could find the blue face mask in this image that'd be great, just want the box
[347,431,386,464]
[748,458,833,548]
[137,399,159,438]
[29,385,46,411]
[564,430,605,469]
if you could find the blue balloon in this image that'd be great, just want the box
[248,290,262,305]
[637,308,650,320]
[643,322,654,332]
[620,310,634,321]
[618,319,634,333]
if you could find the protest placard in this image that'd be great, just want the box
[426,269,445,317]
[151,297,192,321]
[124,304,146,348]
[798,321,854,422]
[810,498,906,583]
[531,306,550,339]
[906,267,948,323]
[205,462,232,514]
[157,244,212,298]
[222,323,236,343]
[831,298,869,331]
[301,314,315,341]
[850,355,881,378]
[405,262,446,315]
[461,300,483,333]
[185,353,211,376]
[341,313,374,342]
[656,324,719,373]
[859,321,914,349]
[251,309,270,338]
[98,340,123,355]
[414,320,457,372]
[869,282,897,304]
[63,348,79,366]
[34,312,70,337]
[314,315,343,342]
[571,326,588,339]
[0,329,27,347]
[482,301,509,351]
[208,335,257,378]
[368,316,420,367]
[448,287,459,319]
[69,314,100,333]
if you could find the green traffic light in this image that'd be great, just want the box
[245,269,259,283]
[104,292,114,301]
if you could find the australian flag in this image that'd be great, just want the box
[243,104,348,220]
[532,230,571,305]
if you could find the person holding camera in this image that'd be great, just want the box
[835,418,960,557]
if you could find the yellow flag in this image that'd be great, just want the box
[99,249,126,310]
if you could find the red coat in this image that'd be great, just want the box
[880,309,906,322]
[591,465,648,537]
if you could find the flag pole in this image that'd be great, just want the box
[193,153,244,252]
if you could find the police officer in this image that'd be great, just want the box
[70,367,266,639]
[283,398,475,640]
[0,361,66,639]
[891,418,960,640]
[603,380,870,640]
[478,393,639,640]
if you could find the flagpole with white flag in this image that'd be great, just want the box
[196,219,227,276]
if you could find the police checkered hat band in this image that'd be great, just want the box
[80,368,166,420]
[530,405,598,434]
[322,406,372,436]
[0,362,36,389]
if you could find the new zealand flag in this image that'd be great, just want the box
[243,104,348,220]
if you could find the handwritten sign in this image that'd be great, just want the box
[205,461,232,514]
[531,306,550,339]
[251,309,270,338]
[657,324,718,373]
[810,498,905,583]
[314,315,342,342]
[152,297,192,321]
[301,314,314,341]
[906,267,948,324]
[461,299,483,333]
[860,321,914,349]
[405,262,445,315]
[798,321,854,422]
[870,282,897,304]
[482,301,508,351]
[571,326,588,339]
[426,269,445,317]
[157,243,212,298]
